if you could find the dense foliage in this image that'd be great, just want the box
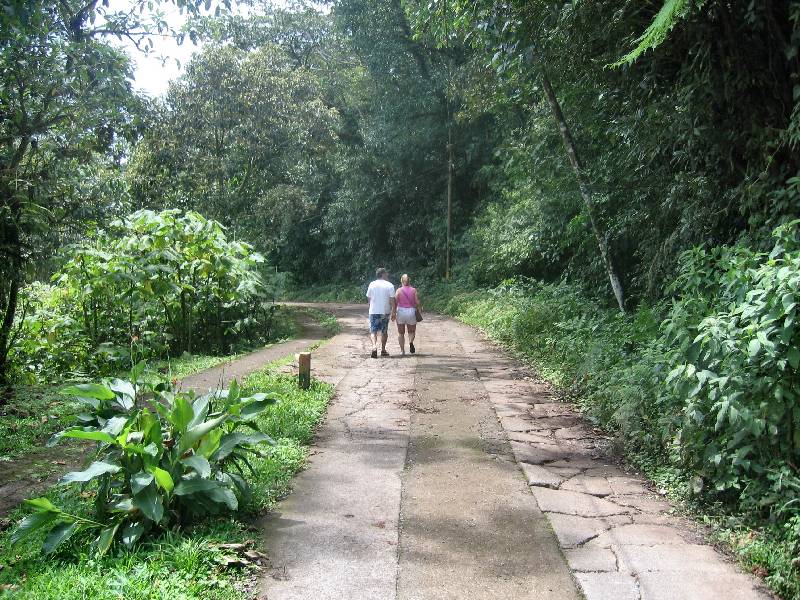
[0,0,237,389]
[3,0,800,592]
[0,367,334,598]
[11,209,280,382]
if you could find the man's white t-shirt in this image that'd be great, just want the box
[367,279,395,315]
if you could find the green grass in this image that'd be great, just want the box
[240,372,333,509]
[297,306,342,337]
[0,387,81,461]
[0,369,334,599]
[284,282,364,303]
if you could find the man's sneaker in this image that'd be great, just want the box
[409,343,416,354]
[371,349,378,358]
[381,350,390,357]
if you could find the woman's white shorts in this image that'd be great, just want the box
[396,307,417,325]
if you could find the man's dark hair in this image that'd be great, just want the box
[375,267,388,278]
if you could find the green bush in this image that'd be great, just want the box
[11,210,287,382]
[283,282,365,303]
[663,222,800,517]
[11,363,276,556]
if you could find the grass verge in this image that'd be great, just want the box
[284,283,364,303]
[0,369,334,599]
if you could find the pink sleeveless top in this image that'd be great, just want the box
[396,286,417,308]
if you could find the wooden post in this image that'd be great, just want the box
[297,352,311,389]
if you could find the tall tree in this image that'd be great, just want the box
[127,41,340,266]
[0,0,217,393]
[405,0,627,310]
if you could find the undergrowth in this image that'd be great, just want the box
[284,282,364,303]
[0,368,333,599]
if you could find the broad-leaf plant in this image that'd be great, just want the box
[11,361,275,556]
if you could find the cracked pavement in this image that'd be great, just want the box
[257,304,775,600]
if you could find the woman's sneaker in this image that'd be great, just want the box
[409,342,416,354]
[371,349,378,358]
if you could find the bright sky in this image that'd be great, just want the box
[110,2,210,98]
[111,1,258,98]
[114,1,317,98]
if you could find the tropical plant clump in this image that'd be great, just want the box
[11,362,276,556]
[11,209,284,382]
[662,221,800,518]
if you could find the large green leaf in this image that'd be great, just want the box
[102,416,129,436]
[212,432,273,462]
[95,523,120,557]
[139,409,162,446]
[188,394,212,429]
[173,478,221,496]
[109,378,136,400]
[121,521,145,547]
[11,512,59,546]
[149,467,174,493]
[238,399,277,420]
[133,484,164,523]
[207,486,238,510]
[60,461,121,484]
[24,497,60,513]
[171,396,194,433]
[174,478,238,510]
[181,454,211,478]
[197,428,223,459]
[131,471,154,494]
[178,413,229,454]
[43,522,80,554]
[61,383,115,400]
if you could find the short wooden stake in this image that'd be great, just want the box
[297,352,311,389]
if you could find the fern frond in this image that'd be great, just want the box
[611,0,703,67]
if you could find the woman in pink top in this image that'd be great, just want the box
[391,273,421,355]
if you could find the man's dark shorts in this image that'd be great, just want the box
[369,313,390,334]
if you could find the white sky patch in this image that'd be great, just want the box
[107,1,260,98]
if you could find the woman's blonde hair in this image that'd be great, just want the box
[401,273,410,285]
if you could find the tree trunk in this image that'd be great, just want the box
[0,218,21,398]
[0,275,20,391]
[539,70,626,312]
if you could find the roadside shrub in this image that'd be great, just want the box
[10,363,275,556]
[431,223,800,583]
[283,282,364,303]
[9,283,93,383]
[12,210,286,382]
[664,221,800,519]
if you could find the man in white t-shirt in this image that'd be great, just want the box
[366,267,396,358]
